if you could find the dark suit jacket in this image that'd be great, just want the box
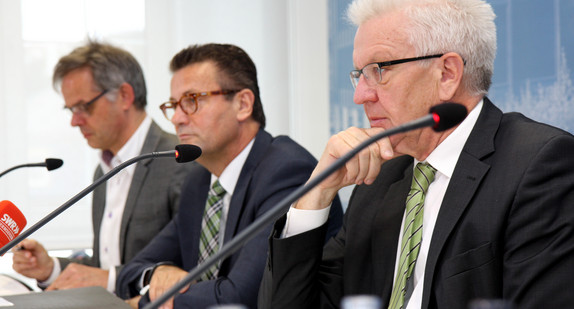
[116,129,343,308]
[58,121,191,277]
[259,98,574,309]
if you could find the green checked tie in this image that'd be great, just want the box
[388,162,437,309]
[198,179,226,281]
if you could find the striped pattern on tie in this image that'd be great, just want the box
[388,162,437,309]
[198,179,226,281]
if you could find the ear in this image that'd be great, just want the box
[437,52,465,101]
[235,89,255,122]
[117,82,136,110]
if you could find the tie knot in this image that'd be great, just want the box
[413,162,437,194]
[211,180,226,197]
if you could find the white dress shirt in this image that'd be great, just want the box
[283,101,483,308]
[98,115,152,292]
[212,138,254,251]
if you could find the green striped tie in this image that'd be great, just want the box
[198,180,226,281]
[388,163,437,309]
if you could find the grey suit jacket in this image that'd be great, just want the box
[58,121,192,277]
[259,98,574,309]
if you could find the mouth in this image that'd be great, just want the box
[81,130,92,139]
[177,132,196,141]
[368,117,390,128]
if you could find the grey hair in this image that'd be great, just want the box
[53,40,147,109]
[347,0,497,96]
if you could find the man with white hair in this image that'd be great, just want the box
[258,0,574,308]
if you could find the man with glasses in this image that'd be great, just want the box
[12,41,191,294]
[116,43,343,309]
[258,0,574,308]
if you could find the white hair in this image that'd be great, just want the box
[347,0,497,96]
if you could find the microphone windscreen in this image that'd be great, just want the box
[0,201,26,247]
[175,144,202,163]
[45,158,64,171]
[430,103,467,132]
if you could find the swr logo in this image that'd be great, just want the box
[1,214,20,235]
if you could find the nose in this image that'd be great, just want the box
[70,112,86,127]
[353,76,378,106]
[170,104,189,126]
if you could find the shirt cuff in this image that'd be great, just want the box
[37,257,61,288]
[107,266,116,293]
[282,205,331,238]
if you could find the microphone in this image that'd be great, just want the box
[143,102,468,309]
[0,201,27,252]
[0,144,201,255]
[45,159,64,171]
[0,158,64,178]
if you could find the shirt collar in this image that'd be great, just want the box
[418,99,483,178]
[99,115,152,173]
[211,137,256,196]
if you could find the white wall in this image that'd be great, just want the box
[168,0,331,158]
[0,0,331,252]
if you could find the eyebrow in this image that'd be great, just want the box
[170,90,197,101]
[63,100,86,110]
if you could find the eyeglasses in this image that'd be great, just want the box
[159,89,240,120]
[64,89,109,115]
[349,54,444,89]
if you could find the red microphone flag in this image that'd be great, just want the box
[0,200,27,247]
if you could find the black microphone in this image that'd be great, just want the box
[143,102,467,309]
[0,144,201,255]
[0,158,64,178]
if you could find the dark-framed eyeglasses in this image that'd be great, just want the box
[349,54,444,89]
[159,89,240,120]
[64,89,109,115]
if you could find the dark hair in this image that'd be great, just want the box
[53,40,147,110]
[170,43,265,128]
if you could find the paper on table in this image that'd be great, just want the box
[0,297,13,306]
[0,275,31,296]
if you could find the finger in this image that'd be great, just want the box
[364,145,384,185]
[45,277,62,291]
[19,239,37,251]
[334,129,361,183]
[341,127,373,184]
[12,251,34,262]
[125,296,141,309]
[45,283,56,291]
[12,259,37,270]
[377,138,394,160]
[12,258,37,271]
[355,142,380,185]
[159,297,174,309]
[179,283,190,294]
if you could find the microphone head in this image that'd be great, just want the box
[0,201,26,247]
[175,144,202,163]
[45,158,64,171]
[430,103,468,132]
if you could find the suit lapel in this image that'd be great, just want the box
[92,166,106,266]
[118,121,161,260]
[372,160,413,302]
[187,167,211,265]
[421,98,502,308]
[224,129,272,243]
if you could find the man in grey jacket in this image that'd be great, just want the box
[12,41,190,294]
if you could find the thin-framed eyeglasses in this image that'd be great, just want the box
[64,89,109,115]
[159,89,240,120]
[349,54,444,89]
